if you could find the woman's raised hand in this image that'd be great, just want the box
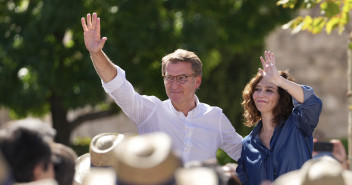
[259,51,280,85]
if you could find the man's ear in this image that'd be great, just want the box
[195,76,202,88]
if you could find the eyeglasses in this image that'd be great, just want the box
[163,74,195,84]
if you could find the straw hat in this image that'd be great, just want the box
[273,156,352,185]
[74,133,125,185]
[113,132,182,185]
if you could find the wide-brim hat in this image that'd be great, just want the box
[113,132,182,185]
[74,133,125,185]
[273,156,352,185]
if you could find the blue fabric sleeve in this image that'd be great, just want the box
[292,85,322,136]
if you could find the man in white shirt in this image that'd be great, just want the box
[81,12,243,163]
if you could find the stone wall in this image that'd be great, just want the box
[266,26,350,139]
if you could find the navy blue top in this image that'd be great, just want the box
[236,85,322,185]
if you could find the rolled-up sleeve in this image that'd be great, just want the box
[292,85,322,136]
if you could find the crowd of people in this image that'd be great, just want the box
[0,11,351,185]
[0,124,350,185]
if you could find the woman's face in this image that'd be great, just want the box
[252,78,280,114]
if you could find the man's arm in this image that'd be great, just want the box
[81,12,117,83]
[219,113,243,161]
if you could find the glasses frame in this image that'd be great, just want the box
[162,74,196,84]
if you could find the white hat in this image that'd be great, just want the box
[74,133,125,185]
[81,168,116,185]
[175,167,218,185]
[273,156,352,185]
[113,132,182,185]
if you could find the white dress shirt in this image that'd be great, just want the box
[102,66,243,163]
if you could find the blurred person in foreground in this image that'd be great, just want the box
[312,137,349,169]
[236,51,323,185]
[0,126,55,183]
[80,12,243,163]
[0,151,13,185]
[50,143,77,185]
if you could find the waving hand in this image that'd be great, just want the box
[81,13,107,53]
[80,12,116,83]
[259,51,304,103]
[259,51,281,86]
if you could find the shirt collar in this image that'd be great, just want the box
[168,95,200,117]
[251,118,285,137]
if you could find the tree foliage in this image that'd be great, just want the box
[277,0,352,34]
[0,0,295,144]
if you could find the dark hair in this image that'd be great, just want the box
[51,142,77,185]
[161,49,203,77]
[0,127,52,182]
[242,71,294,127]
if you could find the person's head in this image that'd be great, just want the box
[161,49,202,104]
[0,127,54,182]
[242,71,294,127]
[1,119,56,143]
[50,143,77,185]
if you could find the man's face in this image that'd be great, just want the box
[164,62,201,106]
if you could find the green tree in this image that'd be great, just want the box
[0,0,295,145]
[277,0,352,170]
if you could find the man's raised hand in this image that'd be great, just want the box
[81,13,107,53]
